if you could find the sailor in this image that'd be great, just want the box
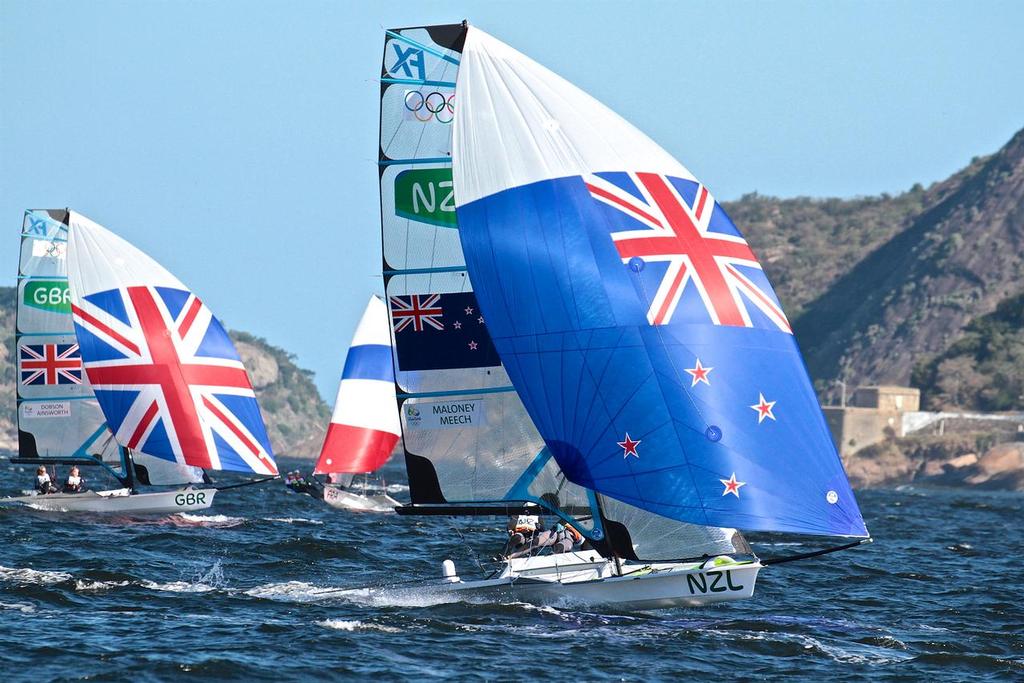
[505,515,585,558]
[62,466,86,494]
[285,470,319,497]
[34,466,56,494]
[505,514,539,555]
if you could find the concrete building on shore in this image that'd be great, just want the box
[823,386,920,458]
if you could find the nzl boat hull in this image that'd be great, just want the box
[0,487,217,514]
[366,553,761,610]
[323,486,398,513]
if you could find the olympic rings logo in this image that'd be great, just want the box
[404,90,455,124]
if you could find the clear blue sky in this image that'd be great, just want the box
[2,1,1022,399]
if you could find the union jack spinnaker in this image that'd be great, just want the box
[66,212,277,477]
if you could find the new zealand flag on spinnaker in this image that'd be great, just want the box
[451,27,866,537]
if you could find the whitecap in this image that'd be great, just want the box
[316,619,401,633]
[0,565,72,585]
[339,584,476,608]
[75,579,132,592]
[262,517,324,525]
[245,581,352,602]
[142,580,219,593]
[0,601,35,613]
[142,560,226,593]
[169,513,246,528]
[385,484,409,494]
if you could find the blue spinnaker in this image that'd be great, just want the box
[452,28,867,537]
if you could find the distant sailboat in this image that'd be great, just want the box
[311,295,401,512]
[3,210,278,513]
[372,23,869,609]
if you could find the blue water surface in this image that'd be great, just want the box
[0,457,1019,681]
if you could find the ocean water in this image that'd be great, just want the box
[0,456,1020,681]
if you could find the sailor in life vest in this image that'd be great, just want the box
[35,466,57,495]
[505,514,585,559]
[285,470,319,497]
[63,466,86,494]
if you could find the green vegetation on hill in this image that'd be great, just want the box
[912,291,1024,411]
[229,330,330,455]
[723,185,930,319]
[791,131,1023,389]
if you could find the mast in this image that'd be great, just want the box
[14,209,119,470]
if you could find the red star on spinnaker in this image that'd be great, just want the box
[617,433,641,459]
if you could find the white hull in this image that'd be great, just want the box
[322,485,398,513]
[369,552,761,610]
[0,487,216,514]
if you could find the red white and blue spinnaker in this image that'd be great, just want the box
[314,295,400,476]
[66,212,278,476]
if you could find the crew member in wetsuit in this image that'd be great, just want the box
[284,470,320,497]
[35,466,56,494]
[63,466,86,494]
[504,515,585,559]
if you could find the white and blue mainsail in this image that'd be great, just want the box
[16,210,119,468]
[452,28,867,537]
[381,24,747,559]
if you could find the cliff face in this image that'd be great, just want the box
[230,331,329,458]
[0,288,329,458]
[789,130,1024,387]
[911,292,1024,411]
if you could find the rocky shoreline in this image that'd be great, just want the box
[844,434,1024,491]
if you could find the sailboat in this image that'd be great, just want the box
[3,209,278,513]
[370,23,870,609]
[311,295,401,512]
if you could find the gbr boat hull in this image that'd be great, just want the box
[0,487,216,514]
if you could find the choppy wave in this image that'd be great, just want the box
[169,513,247,528]
[74,579,132,592]
[316,619,402,633]
[0,601,36,613]
[0,565,72,585]
[262,517,324,525]
[0,459,1017,680]
[245,581,352,602]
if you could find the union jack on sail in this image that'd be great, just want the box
[19,343,83,385]
[390,293,445,332]
[71,286,277,475]
[585,172,791,333]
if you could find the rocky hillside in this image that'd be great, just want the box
[230,331,329,457]
[787,129,1024,388]
[911,291,1024,411]
[0,287,328,457]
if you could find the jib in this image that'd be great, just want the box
[686,570,744,594]
[175,492,207,506]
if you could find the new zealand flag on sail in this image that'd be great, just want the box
[389,292,500,371]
